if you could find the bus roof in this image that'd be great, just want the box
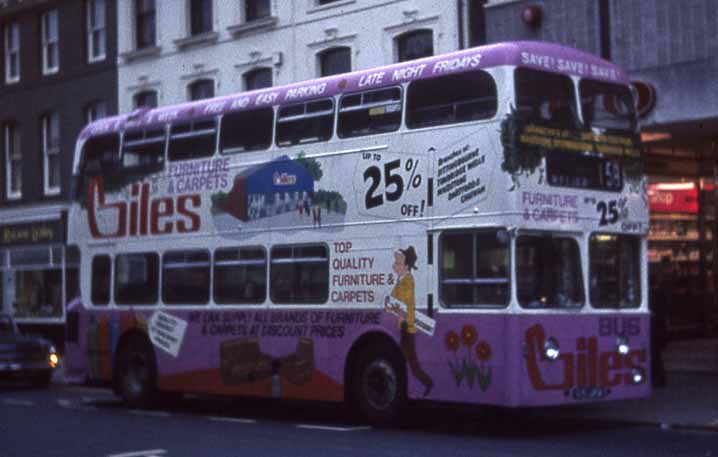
[80,41,628,140]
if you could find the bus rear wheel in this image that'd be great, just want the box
[352,345,406,426]
[116,335,157,409]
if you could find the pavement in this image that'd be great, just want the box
[51,339,718,432]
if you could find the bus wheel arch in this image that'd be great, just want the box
[344,331,407,425]
[113,331,157,409]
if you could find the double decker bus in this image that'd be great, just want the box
[64,41,649,423]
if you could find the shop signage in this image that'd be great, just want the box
[0,220,65,248]
[648,184,698,214]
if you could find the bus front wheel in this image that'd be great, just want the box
[352,344,406,426]
[116,334,157,409]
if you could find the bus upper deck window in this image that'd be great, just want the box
[338,87,402,138]
[579,79,636,132]
[168,118,217,161]
[276,99,334,146]
[220,108,273,154]
[514,68,577,128]
[122,128,165,169]
[407,70,497,129]
[81,133,120,176]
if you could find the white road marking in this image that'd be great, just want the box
[296,424,371,432]
[129,409,171,417]
[57,398,73,408]
[207,416,257,424]
[106,449,167,457]
[2,398,35,406]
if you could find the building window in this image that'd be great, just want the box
[135,0,156,49]
[4,123,21,199]
[245,0,270,22]
[85,100,108,124]
[41,112,61,195]
[190,0,213,36]
[243,67,272,91]
[318,46,350,77]
[133,90,158,109]
[396,29,433,63]
[41,9,60,74]
[188,79,214,101]
[317,0,340,5]
[87,0,107,62]
[4,22,20,83]
[467,0,487,47]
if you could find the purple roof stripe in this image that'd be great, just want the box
[80,41,628,140]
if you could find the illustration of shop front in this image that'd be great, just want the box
[221,157,315,222]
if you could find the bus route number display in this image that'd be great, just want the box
[546,151,623,192]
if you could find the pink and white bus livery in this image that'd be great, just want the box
[64,41,649,424]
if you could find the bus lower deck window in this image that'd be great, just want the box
[162,250,211,305]
[270,245,329,304]
[214,247,267,304]
[114,253,159,305]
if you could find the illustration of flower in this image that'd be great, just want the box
[445,331,460,353]
[446,326,493,392]
[461,324,477,347]
[475,341,492,361]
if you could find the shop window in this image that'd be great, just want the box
[276,99,334,146]
[91,255,111,306]
[220,108,273,154]
[135,0,156,49]
[168,118,216,161]
[396,29,433,63]
[115,253,159,305]
[5,247,63,318]
[407,70,497,129]
[163,250,210,305]
[440,230,510,307]
[318,47,351,77]
[270,245,328,304]
[214,247,266,304]
[516,235,584,309]
[338,87,402,138]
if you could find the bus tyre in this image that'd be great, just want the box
[116,335,157,409]
[353,345,406,426]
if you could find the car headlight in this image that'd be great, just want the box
[544,337,560,361]
[631,368,644,385]
[616,336,630,356]
[48,345,59,368]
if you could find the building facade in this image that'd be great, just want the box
[0,0,118,347]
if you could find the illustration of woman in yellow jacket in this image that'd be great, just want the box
[385,246,433,396]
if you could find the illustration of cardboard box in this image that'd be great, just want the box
[220,337,272,385]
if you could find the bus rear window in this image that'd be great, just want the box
[270,245,328,304]
[580,80,636,132]
[515,68,577,128]
[407,70,497,129]
[168,118,217,161]
[440,229,509,307]
[517,235,584,309]
[590,234,640,308]
[276,99,334,146]
[338,87,402,138]
[220,108,273,154]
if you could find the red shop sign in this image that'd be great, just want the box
[648,183,698,214]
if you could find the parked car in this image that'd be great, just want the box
[0,313,59,387]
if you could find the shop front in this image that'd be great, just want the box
[0,210,78,350]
